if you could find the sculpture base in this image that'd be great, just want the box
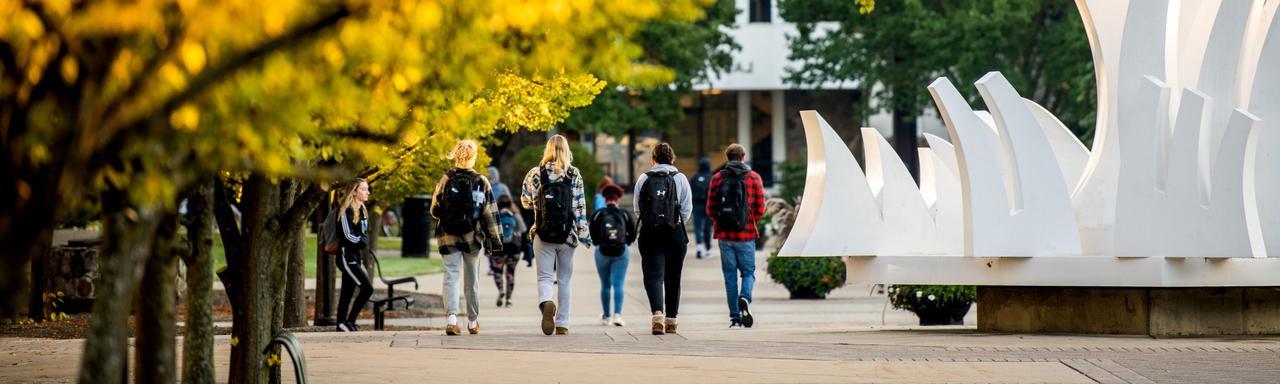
[977,286,1280,336]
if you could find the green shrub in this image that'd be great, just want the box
[765,254,846,299]
[776,158,807,204]
[514,141,603,195]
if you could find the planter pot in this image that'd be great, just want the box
[912,301,972,326]
[787,286,827,299]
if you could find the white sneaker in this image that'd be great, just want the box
[600,315,611,326]
[611,314,626,327]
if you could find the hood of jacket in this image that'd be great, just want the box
[698,157,712,174]
[648,163,681,175]
[725,161,751,176]
[488,166,502,184]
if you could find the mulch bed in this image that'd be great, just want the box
[2,289,443,339]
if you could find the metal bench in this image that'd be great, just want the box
[369,251,418,330]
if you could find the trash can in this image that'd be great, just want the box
[401,195,432,258]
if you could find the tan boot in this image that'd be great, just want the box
[651,314,666,335]
[664,318,678,334]
[468,320,480,335]
[554,327,569,335]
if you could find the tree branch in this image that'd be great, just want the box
[279,183,325,237]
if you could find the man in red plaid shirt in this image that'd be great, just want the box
[706,143,767,329]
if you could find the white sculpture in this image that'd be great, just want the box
[779,0,1280,286]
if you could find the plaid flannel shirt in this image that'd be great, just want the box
[520,162,592,247]
[430,168,503,255]
[706,163,767,242]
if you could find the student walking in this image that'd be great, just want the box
[334,178,374,332]
[489,194,527,308]
[707,144,767,329]
[589,184,636,326]
[431,140,503,336]
[521,135,592,335]
[690,157,715,259]
[634,143,692,335]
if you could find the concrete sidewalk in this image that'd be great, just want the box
[6,244,1280,383]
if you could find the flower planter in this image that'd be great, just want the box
[911,301,971,326]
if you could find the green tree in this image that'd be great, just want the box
[779,0,1095,179]
[562,0,739,138]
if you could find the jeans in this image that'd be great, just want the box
[719,240,757,321]
[692,204,712,249]
[534,237,575,327]
[595,247,630,317]
[442,249,481,321]
[638,227,688,318]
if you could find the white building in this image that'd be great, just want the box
[593,0,945,188]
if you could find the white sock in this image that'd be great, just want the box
[469,320,478,328]
[447,314,458,326]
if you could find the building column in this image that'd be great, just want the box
[771,90,786,173]
[737,91,751,152]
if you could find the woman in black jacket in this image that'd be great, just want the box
[335,178,373,332]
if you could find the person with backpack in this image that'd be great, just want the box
[333,178,373,332]
[520,134,592,335]
[690,156,715,259]
[707,143,767,329]
[488,194,526,308]
[589,184,636,327]
[634,142,692,335]
[431,140,503,336]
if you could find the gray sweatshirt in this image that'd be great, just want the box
[633,163,693,224]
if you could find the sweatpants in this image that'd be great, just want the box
[336,249,374,325]
[534,238,576,327]
[638,227,688,318]
[443,249,481,322]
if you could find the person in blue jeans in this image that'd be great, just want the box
[706,144,767,328]
[590,184,636,326]
[690,157,714,259]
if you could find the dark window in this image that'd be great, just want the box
[749,0,771,23]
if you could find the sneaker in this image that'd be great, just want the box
[739,297,754,328]
[600,315,611,326]
[446,314,460,336]
[497,293,505,308]
[504,299,513,308]
[664,318,678,334]
[540,301,557,336]
[349,322,360,332]
[611,314,626,327]
[651,314,665,335]
[336,323,353,332]
[696,248,703,259]
[468,320,480,335]
[729,320,745,329]
[554,327,569,335]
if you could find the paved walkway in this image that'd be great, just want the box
[5,244,1280,383]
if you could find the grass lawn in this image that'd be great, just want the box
[212,234,442,278]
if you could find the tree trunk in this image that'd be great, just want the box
[78,191,163,384]
[0,159,63,322]
[283,224,307,328]
[135,211,179,384]
[313,195,337,326]
[222,176,323,384]
[181,181,216,384]
[891,107,920,183]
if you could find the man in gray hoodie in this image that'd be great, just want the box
[634,143,692,335]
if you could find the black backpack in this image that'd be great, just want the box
[593,208,629,256]
[320,206,341,254]
[535,167,576,244]
[439,169,485,236]
[691,172,711,205]
[639,170,680,230]
[713,169,748,231]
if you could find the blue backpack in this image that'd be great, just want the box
[498,209,517,244]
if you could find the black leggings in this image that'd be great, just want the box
[336,249,373,325]
[638,228,688,318]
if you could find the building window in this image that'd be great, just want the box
[749,0,771,23]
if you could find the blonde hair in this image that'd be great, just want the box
[449,140,479,169]
[539,135,573,174]
[337,178,368,224]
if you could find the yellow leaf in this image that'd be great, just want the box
[60,57,78,84]
[230,337,239,347]
[392,73,408,93]
[170,104,200,131]
[180,41,206,74]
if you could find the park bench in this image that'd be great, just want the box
[369,251,418,331]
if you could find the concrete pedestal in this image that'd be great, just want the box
[977,286,1280,336]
